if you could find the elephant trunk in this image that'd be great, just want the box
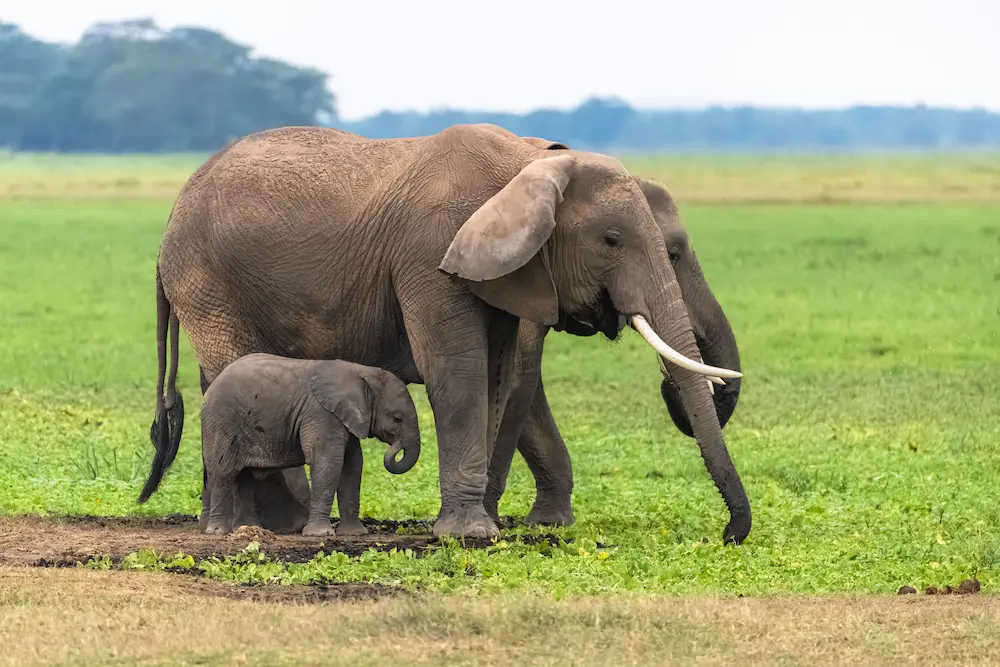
[630,280,751,545]
[383,435,420,474]
[659,291,743,438]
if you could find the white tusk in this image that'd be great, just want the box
[658,354,722,395]
[633,315,743,380]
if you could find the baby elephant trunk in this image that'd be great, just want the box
[383,437,420,474]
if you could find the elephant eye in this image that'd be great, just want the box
[668,245,681,265]
[603,230,623,249]
[392,414,403,424]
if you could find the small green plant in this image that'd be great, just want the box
[81,549,194,572]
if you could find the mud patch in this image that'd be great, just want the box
[0,514,566,568]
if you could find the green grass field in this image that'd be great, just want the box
[1,153,999,664]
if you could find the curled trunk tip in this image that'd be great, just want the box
[384,440,419,474]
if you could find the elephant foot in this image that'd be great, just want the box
[433,504,499,539]
[302,520,337,537]
[524,489,575,526]
[205,519,232,535]
[335,517,369,536]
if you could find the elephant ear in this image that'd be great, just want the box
[439,154,576,326]
[521,136,570,150]
[310,367,372,440]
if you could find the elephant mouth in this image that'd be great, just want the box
[554,289,624,341]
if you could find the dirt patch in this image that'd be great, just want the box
[898,579,981,596]
[924,579,981,595]
[0,514,562,568]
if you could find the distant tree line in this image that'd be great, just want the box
[344,98,1000,152]
[2,19,1000,153]
[0,19,335,151]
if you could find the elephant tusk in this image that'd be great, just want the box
[658,353,720,395]
[633,315,743,380]
[657,355,725,384]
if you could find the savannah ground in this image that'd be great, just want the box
[1,150,998,664]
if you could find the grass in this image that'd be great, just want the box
[0,153,998,659]
[3,567,1000,667]
[2,149,1000,203]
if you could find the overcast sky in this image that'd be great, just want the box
[5,0,998,119]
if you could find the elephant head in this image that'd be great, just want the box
[369,369,422,475]
[438,129,750,543]
[520,138,743,438]
[311,364,421,475]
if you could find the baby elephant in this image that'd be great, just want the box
[201,353,421,536]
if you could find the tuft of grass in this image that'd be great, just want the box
[1,163,999,597]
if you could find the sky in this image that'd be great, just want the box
[4,0,998,120]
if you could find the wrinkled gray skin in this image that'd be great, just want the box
[148,122,749,542]
[197,354,420,536]
[484,138,744,533]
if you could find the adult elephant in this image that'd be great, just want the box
[484,138,747,543]
[138,123,743,540]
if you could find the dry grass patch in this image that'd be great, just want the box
[2,566,998,666]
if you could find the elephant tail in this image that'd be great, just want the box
[138,266,185,503]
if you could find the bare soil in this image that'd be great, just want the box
[0,514,547,568]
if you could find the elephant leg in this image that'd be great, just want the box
[485,323,544,523]
[401,294,505,540]
[233,470,261,529]
[301,423,347,537]
[254,468,310,534]
[205,469,236,534]
[422,358,497,538]
[335,436,368,536]
[519,379,575,526]
[198,367,212,529]
[486,321,575,526]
